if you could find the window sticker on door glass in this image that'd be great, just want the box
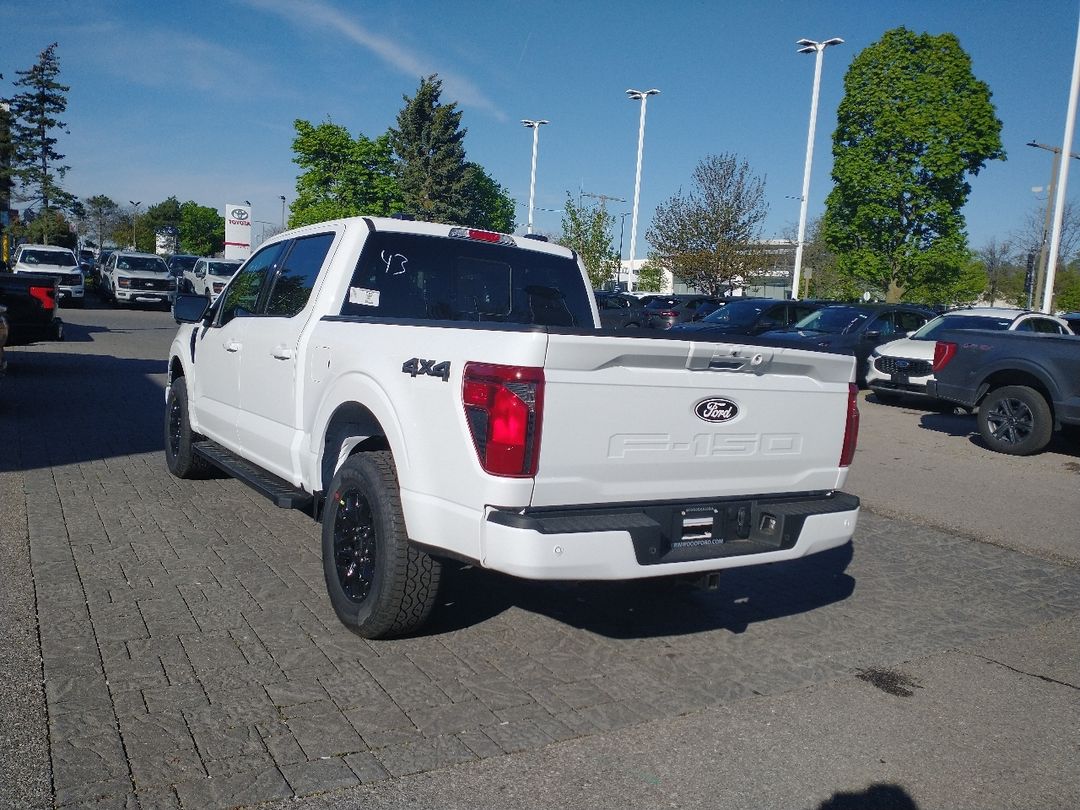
[381,250,408,275]
[349,287,381,306]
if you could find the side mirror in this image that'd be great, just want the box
[173,293,211,324]
[863,330,882,340]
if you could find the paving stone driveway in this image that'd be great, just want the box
[4,306,1080,809]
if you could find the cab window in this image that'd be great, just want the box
[218,243,285,326]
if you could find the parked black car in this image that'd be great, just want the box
[167,254,200,291]
[594,291,648,330]
[644,294,727,329]
[1062,312,1080,334]
[761,303,934,386]
[669,297,826,337]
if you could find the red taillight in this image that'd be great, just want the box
[656,310,679,317]
[29,285,56,311]
[448,227,515,246]
[840,383,859,467]
[462,362,544,477]
[932,341,957,372]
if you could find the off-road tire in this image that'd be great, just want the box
[977,385,1053,456]
[164,377,211,478]
[322,451,441,639]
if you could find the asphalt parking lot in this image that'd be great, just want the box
[1,298,1078,810]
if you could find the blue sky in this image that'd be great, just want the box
[4,0,1080,256]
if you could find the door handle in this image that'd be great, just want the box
[225,340,241,352]
[272,346,294,360]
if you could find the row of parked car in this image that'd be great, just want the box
[0,244,245,311]
[593,290,1079,400]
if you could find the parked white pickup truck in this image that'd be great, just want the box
[165,217,860,638]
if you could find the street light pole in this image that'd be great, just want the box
[791,37,843,300]
[129,200,141,250]
[279,195,286,228]
[521,119,549,234]
[626,88,659,293]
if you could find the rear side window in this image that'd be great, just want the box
[340,232,592,327]
[265,232,335,317]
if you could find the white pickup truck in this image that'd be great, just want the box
[165,217,860,638]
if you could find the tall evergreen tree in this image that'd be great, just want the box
[461,162,515,233]
[9,43,74,244]
[389,75,469,223]
[823,28,1005,302]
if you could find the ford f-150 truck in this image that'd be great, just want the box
[928,329,1080,455]
[165,217,861,638]
[0,272,64,345]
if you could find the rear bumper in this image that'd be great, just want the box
[480,491,859,580]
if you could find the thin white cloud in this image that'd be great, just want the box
[243,0,505,120]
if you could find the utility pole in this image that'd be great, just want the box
[580,192,626,209]
[1026,140,1080,309]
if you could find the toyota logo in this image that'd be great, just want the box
[694,397,739,423]
[230,208,250,220]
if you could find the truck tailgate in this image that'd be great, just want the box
[531,333,855,507]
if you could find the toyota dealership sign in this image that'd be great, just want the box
[224,203,252,259]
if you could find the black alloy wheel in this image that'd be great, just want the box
[332,488,378,604]
[977,385,1053,456]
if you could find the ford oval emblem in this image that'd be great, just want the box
[231,208,250,220]
[695,397,739,423]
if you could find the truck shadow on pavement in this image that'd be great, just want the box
[427,542,855,639]
[0,350,167,472]
[817,782,919,809]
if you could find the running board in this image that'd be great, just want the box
[193,441,313,510]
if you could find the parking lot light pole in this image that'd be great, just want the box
[128,201,141,250]
[279,195,286,228]
[626,88,660,292]
[521,119,549,234]
[791,37,843,301]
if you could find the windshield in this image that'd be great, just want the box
[19,249,77,267]
[645,297,682,310]
[910,313,1015,340]
[793,306,870,334]
[701,299,766,326]
[208,261,241,276]
[116,256,168,273]
[169,256,198,272]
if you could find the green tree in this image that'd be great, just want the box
[647,153,769,296]
[11,208,75,248]
[558,193,618,288]
[461,162,515,232]
[8,42,75,244]
[82,194,119,248]
[389,75,469,223]
[635,258,666,292]
[291,119,401,226]
[823,27,1005,303]
[179,201,224,256]
[143,196,182,233]
[1055,265,1080,311]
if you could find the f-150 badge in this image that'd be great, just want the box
[694,397,739,423]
